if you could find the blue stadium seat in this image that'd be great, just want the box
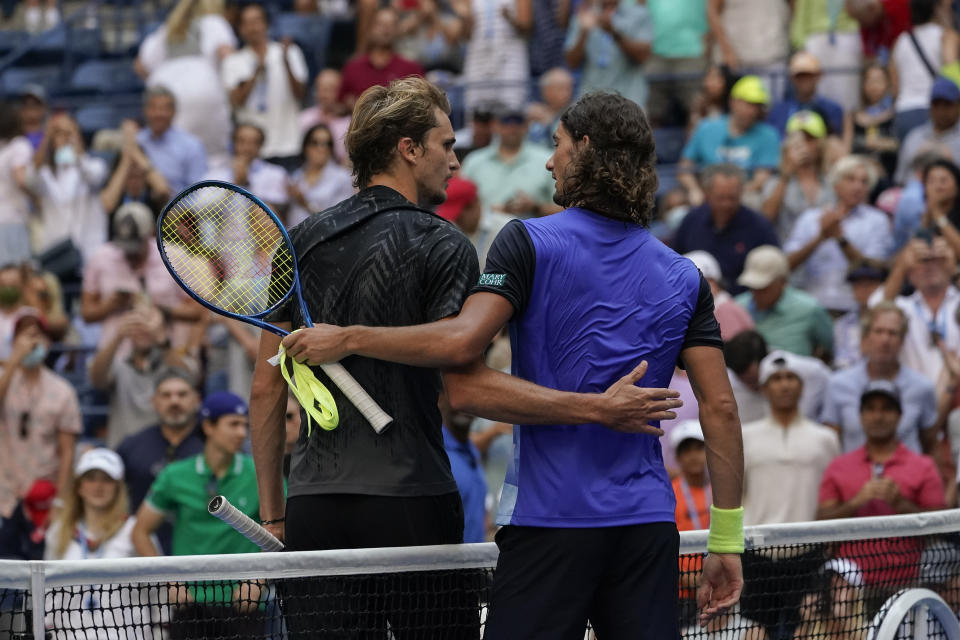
[656,163,679,195]
[0,30,27,56]
[70,59,143,93]
[654,127,688,165]
[1,65,62,96]
[75,104,122,136]
[271,13,334,77]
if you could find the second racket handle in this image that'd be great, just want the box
[319,362,393,434]
[208,495,284,552]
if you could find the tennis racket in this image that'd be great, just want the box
[208,495,284,552]
[157,180,393,434]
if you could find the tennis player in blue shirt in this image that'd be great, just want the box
[283,92,746,639]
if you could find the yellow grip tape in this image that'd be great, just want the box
[278,331,338,437]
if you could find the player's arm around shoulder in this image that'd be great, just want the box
[682,345,745,624]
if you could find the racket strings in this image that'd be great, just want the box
[159,186,295,316]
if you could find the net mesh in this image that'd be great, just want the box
[6,517,960,640]
[158,185,295,317]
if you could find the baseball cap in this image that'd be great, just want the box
[729,76,770,106]
[789,51,822,76]
[20,83,46,103]
[860,379,902,413]
[931,76,960,103]
[822,558,863,588]
[668,420,705,451]
[758,350,804,385]
[75,448,125,481]
[112,202,154,254]
[201,391,249,421]
[684,251,722,283]
[11,307,50,340]
[497,106,526,124]
[472,101,501,123]
[737,245,789,290]
[786,110,827,139]
[435,177,478,222]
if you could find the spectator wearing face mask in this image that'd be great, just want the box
[0,309,81,519]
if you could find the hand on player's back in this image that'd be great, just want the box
[596,361,682,435]
[282,325,351,364]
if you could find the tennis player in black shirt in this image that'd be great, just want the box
[249,77,684,637]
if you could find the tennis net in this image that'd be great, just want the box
[1,510,959,640]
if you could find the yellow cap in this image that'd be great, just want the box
[729,75,770,106]
[786,110,827,139]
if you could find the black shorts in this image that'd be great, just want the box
[280,493,481,639]
[484,522,681,640]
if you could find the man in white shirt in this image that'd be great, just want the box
[221,3,308,161]
[742,350,841,526]
[876,236,960,388]
[739,349,841,638]
[205,124,288,215]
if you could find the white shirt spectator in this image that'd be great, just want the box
[742,414,840,525]
[287,163,355,227]
[0,137,33,227]
[784,204,893,311]
[26,155,108,261]
[139,15,237,165]
[222,42,309,158]
[462,0,529,113]
[892,23,943,113]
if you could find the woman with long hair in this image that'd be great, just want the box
[919,157,960,257]
[286,124,355,227]
[851,63,899,178]
[44,448,154,639]
[793,559,867,640]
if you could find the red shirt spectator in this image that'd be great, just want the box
[339,7,424,106]
[850,0,911,58]
[818,380,945,587]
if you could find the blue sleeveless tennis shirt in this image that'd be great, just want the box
[474,207,717,527]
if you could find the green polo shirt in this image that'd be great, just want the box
[735,286,834,357]
[460,143,555,211]
[146,452,260,602]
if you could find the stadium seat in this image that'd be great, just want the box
[271,13,334,76]
[70,59,143,93]
[1,65,62,96]
[75,104,122,137]
[0,30,27,56]
[656,163,679,195]
[653,127,688,165]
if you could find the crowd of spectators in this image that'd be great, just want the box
[5,0,960,636]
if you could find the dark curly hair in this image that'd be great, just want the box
[346,76,450,189]
[556,92,658,226]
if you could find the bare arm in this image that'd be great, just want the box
[610,30,651,64]
[707,0,737,68]
[282,42,307,102]
[99,152,133,214]
[761,175,790,221]
[89,330,124,391]
[249,325,289,543]
[131,503,165,557]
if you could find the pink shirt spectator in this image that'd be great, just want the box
[337,55,424,105]
[298,108,350,165]
[819,443,945,586]
[713,291,755,341]
[82,242,192,350]
[0,367,81,517]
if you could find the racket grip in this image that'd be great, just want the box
[208,495,284,552]
[319,362,393,434]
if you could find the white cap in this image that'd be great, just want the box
[75,448,125,481]
[737,245,789,290]
[758,350,804,385]
[822,558,863,588]
[669,420,705,451]
[684,251,722,283]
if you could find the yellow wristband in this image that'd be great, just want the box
[707,505,745,554]
[278,333,338,437]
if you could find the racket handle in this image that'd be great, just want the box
[208,495,284,552]
[319,362,393,434]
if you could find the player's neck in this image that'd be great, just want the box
[366,174,418,206]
